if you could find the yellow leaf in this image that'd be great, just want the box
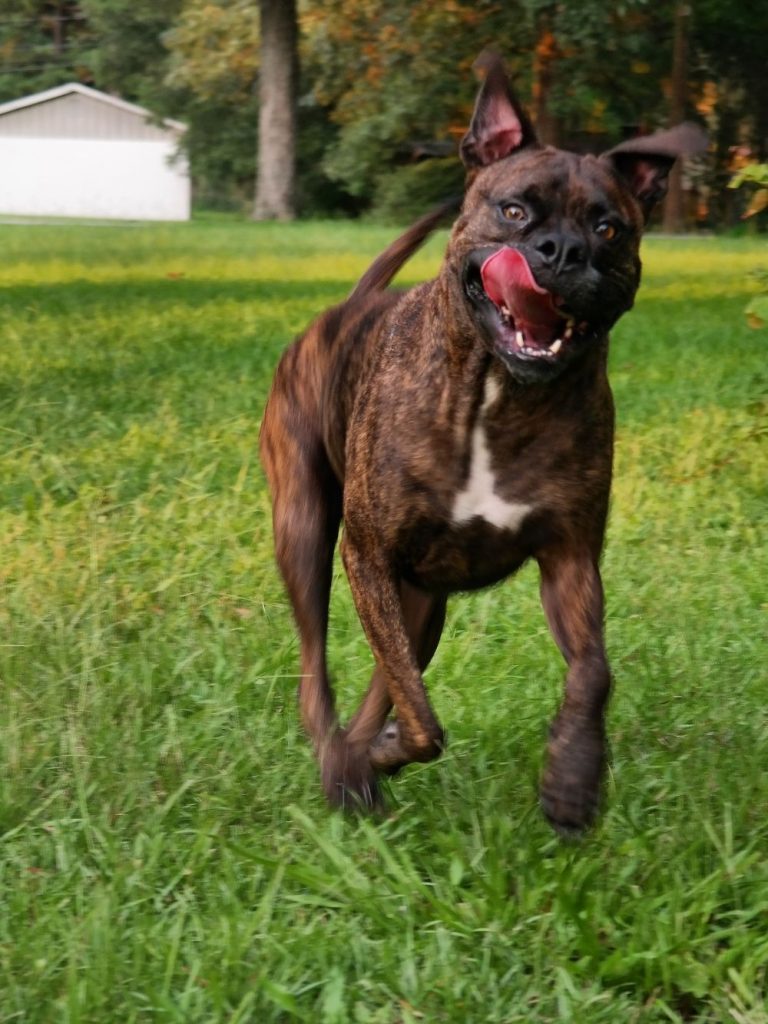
[743,188,768,218]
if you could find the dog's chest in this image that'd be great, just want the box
[396,373,541,592]
[451,376,533,533]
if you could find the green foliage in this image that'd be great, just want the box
[728,165,768,326]
[729,164,768,188]
[371,157,465,223]
[522,0,673,130]
[693,0,768,142]
[296,100,360,217]
[159,0,262,206]
[183,92,259,209]
[1,221,767,1021]
[163,0,258,100]
[0,0,183,107]
[302,0,681,204]
[78,0,183,103]
[303,0,533,200]
[0,0,92,101]
[729,163,768,220]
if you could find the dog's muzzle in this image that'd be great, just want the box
[462,246,601,381]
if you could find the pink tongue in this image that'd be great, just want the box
[480,248,561,345]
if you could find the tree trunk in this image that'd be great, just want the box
[532,11,561,147]
[662,2,690,233]
[253,0,297,221]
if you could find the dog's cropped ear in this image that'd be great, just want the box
[460,54,538,169]
[601,123,708,221]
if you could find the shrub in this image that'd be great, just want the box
[371,156,465,224]
[729,164,768,326]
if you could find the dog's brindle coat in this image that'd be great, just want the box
[260,59,705,833]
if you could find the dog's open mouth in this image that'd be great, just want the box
[464,247,588,366]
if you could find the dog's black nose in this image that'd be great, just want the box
[534,232,587,271]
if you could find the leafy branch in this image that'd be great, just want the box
[728,164,768,327]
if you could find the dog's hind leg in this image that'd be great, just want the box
[260,386,377,806]
[344,582,447,773]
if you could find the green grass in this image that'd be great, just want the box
[1,218,766,1023]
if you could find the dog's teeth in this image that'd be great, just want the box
[550,338,563,354]
[515,330,524,347]
[564,325,573,341]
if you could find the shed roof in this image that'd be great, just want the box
[0,82,186,134]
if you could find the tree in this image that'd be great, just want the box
[0,0,92,102]
[531,9,561,147]
[301,0,673,212]
[303,0,530,201]
[253,0,297,220]
[1,0,764,223]
[163,0,259,206]
[78,0,182,103]
[662,2,690,233]
[692,0,768,225]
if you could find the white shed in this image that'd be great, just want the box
[0,82,191,221]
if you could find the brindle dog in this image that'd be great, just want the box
[260,57,705,833]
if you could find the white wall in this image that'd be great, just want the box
[0,137,190,221]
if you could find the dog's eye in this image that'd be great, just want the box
[501,203,527,223]
[596,221,618,241]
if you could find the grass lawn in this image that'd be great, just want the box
[1,218,766,1023]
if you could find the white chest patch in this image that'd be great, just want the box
[452,376,534,532]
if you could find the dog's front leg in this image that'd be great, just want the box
[537,548,611,835]
[341,532,445,771]
[345,580,447,774]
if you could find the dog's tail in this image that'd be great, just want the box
[348,197,461,302]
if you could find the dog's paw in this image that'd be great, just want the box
[540,776,602,837]
[369,720,409,774]
[369,719,445,773]
[320,731,382,813]
[540,715,605,836]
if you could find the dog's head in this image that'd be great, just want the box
[451,57,706,383]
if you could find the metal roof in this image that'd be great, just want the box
[0,82,186,133]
